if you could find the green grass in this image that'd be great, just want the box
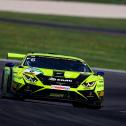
[55,0,126,4]
[0,11,126,30]
[0,22,126,70]
[0,11,126,70]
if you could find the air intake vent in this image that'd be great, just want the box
[53,71,64,77]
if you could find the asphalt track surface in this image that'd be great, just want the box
[0,61,126,126]
[0,17,126,35]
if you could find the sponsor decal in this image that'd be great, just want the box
[23,68,42,75]
[51,85,70,91]
[49,77,72,83]
[50,93,64,98]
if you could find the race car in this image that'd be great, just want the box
[1,53,104,109]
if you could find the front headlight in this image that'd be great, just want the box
[24,74,38,83]
[83,81,96,87]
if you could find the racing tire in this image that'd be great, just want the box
[72,101,102,109]
[86,101,102,109]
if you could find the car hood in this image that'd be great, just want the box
[21,67,92,79]
[13,66,100,88]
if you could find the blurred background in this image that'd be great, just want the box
[0,0,126,70]
[0,1,126,126]
[46,0,126,4]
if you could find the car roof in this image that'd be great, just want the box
[26,53,84,62]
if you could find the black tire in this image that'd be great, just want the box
[86,101,102,109]
[72,101,102,109]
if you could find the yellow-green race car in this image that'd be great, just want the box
[1,53,104,109]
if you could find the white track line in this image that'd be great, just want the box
[93,68,126,74]
[0,59,20,63]
[0,0,126,19]
[120,111,126,114]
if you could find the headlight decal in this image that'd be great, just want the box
[83,81,96,87]
[24,74,38,83]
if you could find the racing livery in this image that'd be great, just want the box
[1,53,104,108]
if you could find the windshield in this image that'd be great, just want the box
[23,56,92,72]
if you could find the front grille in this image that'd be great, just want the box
[33,89,87,102]
[37,74,89,88]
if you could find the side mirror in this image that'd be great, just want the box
[96,71,104,76]
[5,62,14,67]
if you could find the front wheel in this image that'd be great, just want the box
[86,101,102,109]
[72,101,102,109]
